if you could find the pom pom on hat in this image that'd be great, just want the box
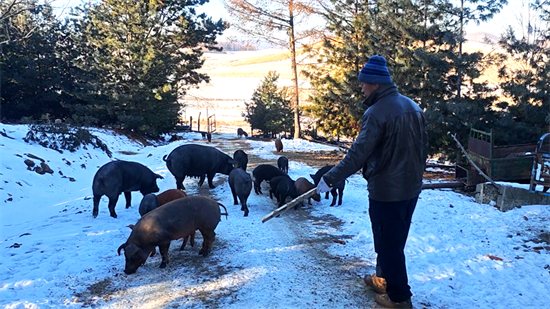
[358,55,392,84]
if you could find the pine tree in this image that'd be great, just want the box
[1,2,72,122]
[243,71,293,137]
[303,0,378,140]
[305,0,502,157]
[72,0,225,136]
[494,0,550,145]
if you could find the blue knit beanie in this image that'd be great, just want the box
[358,55,392,84]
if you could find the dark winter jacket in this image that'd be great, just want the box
[323,83,428,202]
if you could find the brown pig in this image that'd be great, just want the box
[275,138,283,152]
[138,189,194,253]
[118,196,228,274]
[295,177,321,205]
[139,189,188,216]
[157,189,188,206]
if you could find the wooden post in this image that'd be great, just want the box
[262,188,317,223]
[197,112,201,132]
[189,116,193,131]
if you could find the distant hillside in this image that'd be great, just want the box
[466,32,500,45]
[201,39,504,81]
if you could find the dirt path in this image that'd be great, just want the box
[210,138,379,308]
[77,138,380,308]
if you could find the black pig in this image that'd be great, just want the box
[92,160,163,218]
[310,165,346,206]
[163,144,234,190]
[252,164,287,195]
[228,168,253,216]
[275,177,298,207]
[268,175,291,202]
[277,156,289,174]
[233,150,248,172]
[237,128,248,138]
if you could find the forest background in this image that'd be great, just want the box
[1,0,549,158]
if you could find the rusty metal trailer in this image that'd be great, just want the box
[456,128,538,187]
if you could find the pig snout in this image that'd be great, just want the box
[119,243,149,275]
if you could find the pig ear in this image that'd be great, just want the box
[125,243,140,258]
[310,174,315,180]
[117,243,127,256]
[127,224,135,230]
[155,174,164,179]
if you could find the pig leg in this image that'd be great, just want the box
[337,186,344,206]
[190,231,195,247]
[278,192,287,207]
[180,231,196,250]
[107,195,119,218]
[175,176,186,190]
[198,175,206,187]
[124,191,132,209]
[92,195,102,218]
[230,185,238,205]
[239,197,249,217]
[325,192,329,200]
[158,241,171,268]
[207,172,216,189]
[329,188,338,207]
[180,236,189,250]
[254,178,263,195]
[198,229,216,257]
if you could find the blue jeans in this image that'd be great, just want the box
[369,196,418,302]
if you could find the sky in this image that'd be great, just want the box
[1,123,549,309]
[52,0,532,39]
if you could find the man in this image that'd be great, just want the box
[316,55,428,308]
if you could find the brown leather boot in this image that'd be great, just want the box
[363,274,387,294]
[375,294,412,309]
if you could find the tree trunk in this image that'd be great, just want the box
[457,0,463,102]
[289,1,301,139]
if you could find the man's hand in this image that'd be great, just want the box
[316,177,332,194]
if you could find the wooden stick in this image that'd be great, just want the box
[262,188,317,223]
[422,181,464,189]
[452,134,501,194]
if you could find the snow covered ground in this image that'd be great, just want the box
[1,123,549,309]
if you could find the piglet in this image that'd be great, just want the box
[252,164,287,195]
[275,177,298,207]
[277,156,289,174]
[268,175,291,202]
[295,177,320,205]
[237,128,248,138]
[228,168,252,216]
[275,138,283,152]
[139,189,188,216]
[310,165,346,206]
[233,150,248,172]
